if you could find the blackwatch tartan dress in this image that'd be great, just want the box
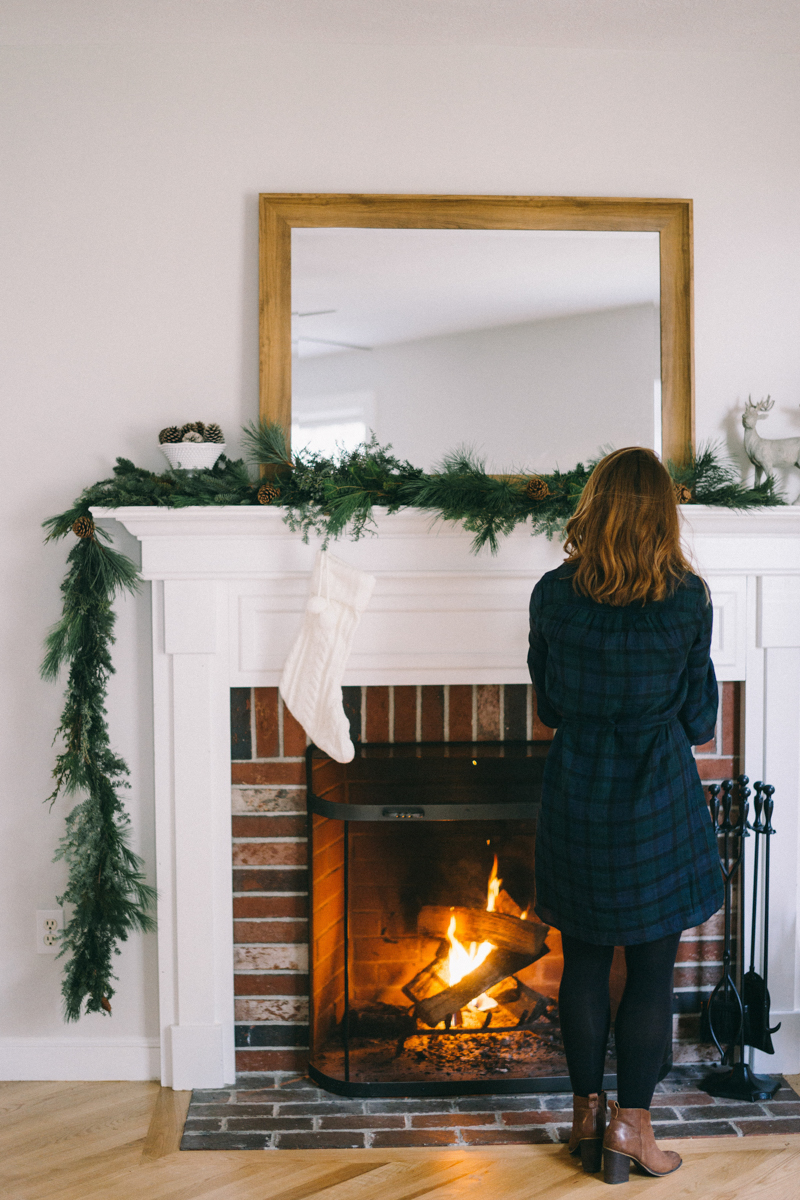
[528,564,724,945]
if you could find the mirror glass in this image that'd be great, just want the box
[291,228,661,473]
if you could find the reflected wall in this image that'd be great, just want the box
[293,302,660,470]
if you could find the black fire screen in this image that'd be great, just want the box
[307,740,614,1097]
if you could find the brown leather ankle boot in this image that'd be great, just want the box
[603,1102,681,1184]
[568,1092,607,1172]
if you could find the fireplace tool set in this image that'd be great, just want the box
[700,776,781,1102]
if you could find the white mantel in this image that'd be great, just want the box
[95,505,800,1088]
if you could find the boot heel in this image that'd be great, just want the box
[579,1138,603,1173]
[603,1149,630,1185]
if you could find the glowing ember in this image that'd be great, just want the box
[443,856,504,1012]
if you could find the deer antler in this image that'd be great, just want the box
[758,395,774,411]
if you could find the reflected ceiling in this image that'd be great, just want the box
[291,228,660,358]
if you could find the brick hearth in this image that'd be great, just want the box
[230,682,741,1077]
[181,1067,799,1150]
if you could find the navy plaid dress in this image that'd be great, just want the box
[528,563,723,945]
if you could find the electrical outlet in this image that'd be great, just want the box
[36,909,63,954]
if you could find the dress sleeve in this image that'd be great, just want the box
[528,583,560,729]
[678,592,718,746]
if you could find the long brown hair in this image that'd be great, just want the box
[563,447,693,606]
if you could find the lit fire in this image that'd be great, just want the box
[444,855,502,1012]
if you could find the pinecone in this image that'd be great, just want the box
[525,475,550,501]
[182,430,203,443]
[672,480,693,504]
[72,515,95,539]
[257,483,281,505]
[158,426,182,444]
[204,423,224,443]
[180,422,202,437]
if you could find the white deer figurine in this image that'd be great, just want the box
[742,396,800,494]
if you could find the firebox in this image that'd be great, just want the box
[306,740,619,1097]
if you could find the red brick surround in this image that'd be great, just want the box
[230,682,741,1075]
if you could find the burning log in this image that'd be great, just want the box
[411,860,550,1028]
[417,906,548,959]
[414,948,541,1028]
[348,1003,417,1040]
[402,942,449,1006]
[488,977,555,1025]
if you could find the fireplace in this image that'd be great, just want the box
[231,682,742,1090]
[306,739,582,1096]
[94,503,800,1088]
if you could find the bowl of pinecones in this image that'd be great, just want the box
[159,423,226,470]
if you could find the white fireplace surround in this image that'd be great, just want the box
[95,505,800,1089]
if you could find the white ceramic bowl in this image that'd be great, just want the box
[161,442,225,471]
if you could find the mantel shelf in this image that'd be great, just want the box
[92,503,800,581]
[93,502,800,536]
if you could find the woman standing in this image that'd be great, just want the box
[528,447,723,1185]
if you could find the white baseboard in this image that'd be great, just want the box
[0,1037,160,1081]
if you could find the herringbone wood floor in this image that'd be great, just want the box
[2,1078,800,1199]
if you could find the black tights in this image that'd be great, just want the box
[558,931,681,1110]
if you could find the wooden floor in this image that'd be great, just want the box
[3,1079,800,1199]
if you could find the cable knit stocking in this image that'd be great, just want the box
[279,550,375,763]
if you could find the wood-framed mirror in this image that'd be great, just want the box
[259,194,693,469]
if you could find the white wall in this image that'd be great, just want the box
[1,33,798,1077]
[294,304,659,471]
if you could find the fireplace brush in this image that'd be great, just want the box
[700,776,781,1102]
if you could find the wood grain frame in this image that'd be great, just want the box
[259,194,694,465]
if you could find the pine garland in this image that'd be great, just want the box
[41,526,156,1019]
[42,426,784,1017]
[241,422,600,552]
[242,423,783,552]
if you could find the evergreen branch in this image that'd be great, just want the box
[55,780,156,1020]
[669,441,785,508]
[242,419,294,469]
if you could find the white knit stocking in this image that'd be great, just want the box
[279,550,375,763]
